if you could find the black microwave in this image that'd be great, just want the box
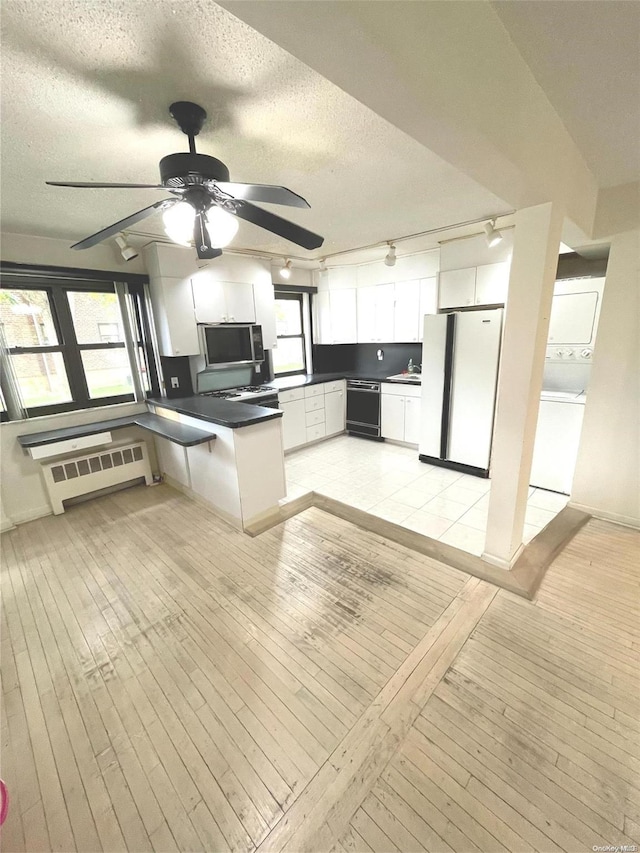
[199,324,265,368]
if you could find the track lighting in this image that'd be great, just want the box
[280,259,292,279]
[384,243,396,267]
[115,234,139,262]
[484,220,503,248]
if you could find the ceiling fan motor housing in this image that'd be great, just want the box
[159,153,230,188]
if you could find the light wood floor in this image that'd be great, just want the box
[1,484,638,852]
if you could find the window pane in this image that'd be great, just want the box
[68,291,125,344]
[80,347,134,398]
[0,289,58,346]
[273,337,305,374]
[275,298,302,336]
[10,352,72,408]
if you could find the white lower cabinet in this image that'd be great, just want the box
[324,388,346,436]
[403,397,421,444]
[381,384,421,444]
[281,381,346,450]
[281,398,307,451]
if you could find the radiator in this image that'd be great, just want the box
[41,441,152,515]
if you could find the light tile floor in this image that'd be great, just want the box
[284,435,569,557]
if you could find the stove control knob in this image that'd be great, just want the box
[581,348,593,359]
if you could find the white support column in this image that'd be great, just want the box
[483,202,563,568]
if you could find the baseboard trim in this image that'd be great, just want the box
[567,501,640,530]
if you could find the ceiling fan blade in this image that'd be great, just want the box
[48,181,167,189]
[71,199,178,250]
[194,212,222,260]
[215,182,310,208]
[232,201,324,250]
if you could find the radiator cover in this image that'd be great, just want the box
[41,441,152,515]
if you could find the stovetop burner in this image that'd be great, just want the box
[200,384,276,399]
[237,385,276,392]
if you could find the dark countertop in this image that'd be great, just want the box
[148,396,283,428]
[270,372,421,390]
[18,412,216,449]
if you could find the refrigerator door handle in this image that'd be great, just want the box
[440,313,456,459]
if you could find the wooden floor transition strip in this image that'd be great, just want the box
[245,491,590,600]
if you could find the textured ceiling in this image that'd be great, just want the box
[0,0,511,257]
[494,0,640,188]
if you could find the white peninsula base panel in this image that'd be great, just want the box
[151,405,286,530]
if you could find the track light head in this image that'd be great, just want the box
[280,259,292,279]
[384,243,396,267]
[484,220,503,248]
[115,234,139,262]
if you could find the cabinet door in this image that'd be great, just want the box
[375,284,395,343]
[191,273,226,323]
[253,280,277,349]
[475,263,509,306]
[314,291,332,344]
[281,399,307,450]
[356,286,377,342]
[324,389,346,436]
[418,277,438,342]
[547,291,599,344]
[394,280,420,342]
[223,281,256,323]
[381,394,405,441]
[156,277,200,356]
[438,268,476,310]
[403,397,421,444]
[329,289,357,343]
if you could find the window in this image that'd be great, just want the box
[273,293,307,376]
[0,279,159,418]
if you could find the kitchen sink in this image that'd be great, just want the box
[386,373,421,382]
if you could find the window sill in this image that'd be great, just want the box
[0,400,147,427]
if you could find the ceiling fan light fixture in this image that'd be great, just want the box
[205,206,239,248]
[384,243,396,267]
[280,259,292,279]
[485,220,503,248]
[163,201,195,246]
[114,233,139,262]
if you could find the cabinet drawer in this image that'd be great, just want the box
[279,387,305,404]
[304,396,325,413]
[29,432,113,460]
[304,384,325,399]
[305,409,325,427]
[323,380,344,394]
[403,384,422,399]
[306,423,326,443]
[382,383,409,397]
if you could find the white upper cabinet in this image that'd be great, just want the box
[475,262,510,306]
[547,290,599,344]
[329,289,358,343]
[253,280,277,350]
[356,286,377,342]
[357,284,394,343]
[438,268,476,310]
[419,278,438,341]
[148,276,200,357]
[191,272,255,323]
[314,291,332,344]
[394,280,420,342]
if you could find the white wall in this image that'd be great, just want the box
[0,403,157,526]
[570,229,640,528]
[1,231,148,274]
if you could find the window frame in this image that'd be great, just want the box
[273,291,308,377]
[1,277,159,418]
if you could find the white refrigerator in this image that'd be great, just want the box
[419,309,503,476]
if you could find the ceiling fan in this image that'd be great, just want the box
[47,101,324,260]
